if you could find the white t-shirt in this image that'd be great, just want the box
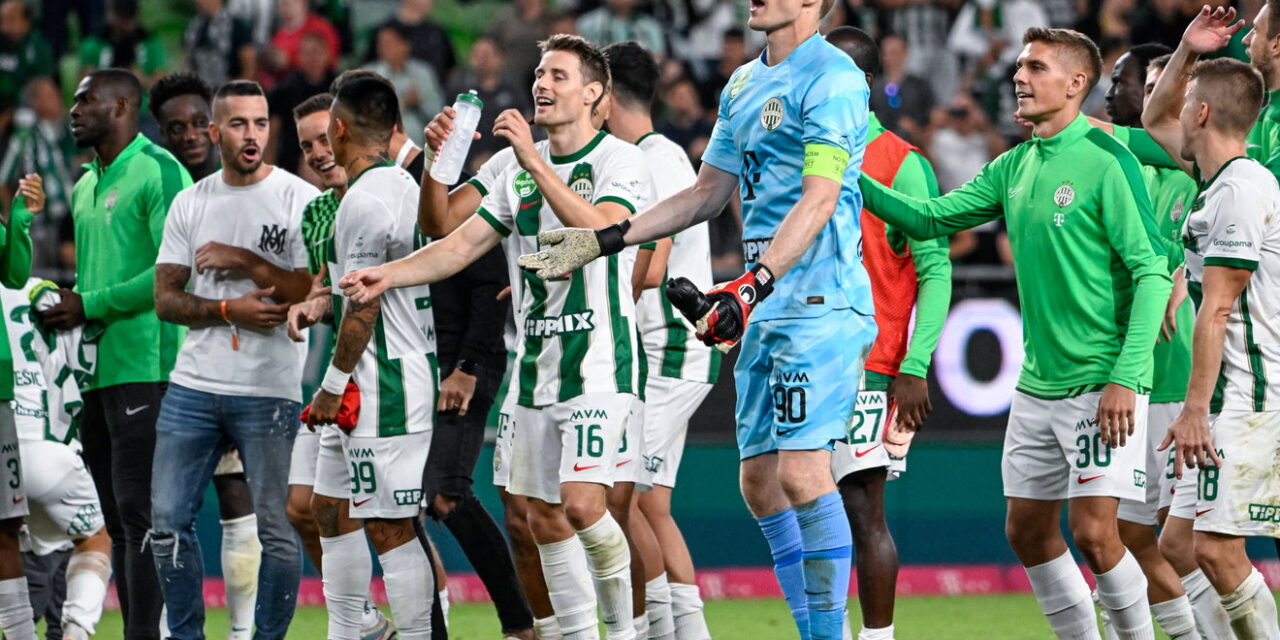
[1182,157,1280,412]
[157,167,315,401]
[633,133,719,384]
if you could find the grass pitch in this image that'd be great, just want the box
[75,592,1280,639]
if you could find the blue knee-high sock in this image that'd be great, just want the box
[756,508,810,639]
[794,493,853,640]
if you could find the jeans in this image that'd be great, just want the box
[149,384,300,640]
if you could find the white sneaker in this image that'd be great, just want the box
[361,604,397,640]
[62,621,91,640]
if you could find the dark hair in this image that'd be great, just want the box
[214,79,265,101]
[1190,57,1266,135]
[329,68,391,95]
[149,72,212,119]
[603,41,658,109]
[333,76,399,145]
[1269,0,1280,39]
[1149,53,1173,73]
[1023,27,1104,93]
[538,34,611,111]
[1124,43,1173,76]
[825,26,880,78]
[293,92,334,121]
[87,68,143,109]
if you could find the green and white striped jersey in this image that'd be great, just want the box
[303,188,340,279]
[327,163,438,437]
[474,131,654,407]
[1182,157,1280,412]
[633,133,721,384]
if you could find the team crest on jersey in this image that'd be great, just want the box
[513,171,537,198]
[1171,200,1185,223]
[760,97,784,131]
[569,162,595,200]
[103,189,118,210]
[1053,183,1075,207]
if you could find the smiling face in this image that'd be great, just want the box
[1012,41,1088,123]
[532,49,603,128]
[297,110,346,188]
[157,93,213,172]
[212,95,269,174]
[1105,52,1147,126]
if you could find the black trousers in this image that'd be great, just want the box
[79,382,166,640]
[23,549,69,640]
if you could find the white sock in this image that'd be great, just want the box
[221,514,261,639]
[160,603,169,638]
[0,577,36,640]
[321,530,374,640]
[538,535,598,640]
[859,624,895,640]
[361,596,386,632]
[1093,551,1154,640]
[1151,596,1200,639]
[535,614,565,640]
[1220,569,1280,640]
[842,609,853,640]
[1181,569,1235,639]
[379,540,435,640]
[62,551,110,635]
[669,582,710,640]
[645,573,675,640]
[634,613,650,637]
[1095,590,1121,640]
[577,513,634,640]
[1025,551,1102,640]
[439,587,450,628]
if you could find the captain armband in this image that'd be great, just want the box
[802,143,851,183]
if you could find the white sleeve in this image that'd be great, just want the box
[593,146,654,214]
[338,191,396,275]
[467,148,512,197]
[155,191,192,267]
[475,165,516,237]
[1203,180,1264,271]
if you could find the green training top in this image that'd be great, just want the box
[0,199,34,400]
[866,113,951,379]
[71,134,191,391]
[859,114,1173,398]
[302,188,340,280]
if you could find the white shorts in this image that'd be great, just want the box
[1194,410,1280,538]
[289,426,321,486]
[0,405,27,521]
[21,440,103,556]
[640,375,712,488]
[613,397,647,488]
[1167,467,1199,521]
[492,386,517,489]
[1119,401,1181,526]
[314,427,431,519]
[832,387,893,482]
[508,393,633,504]
[1002,391,1148,502]
[214,448,244,476]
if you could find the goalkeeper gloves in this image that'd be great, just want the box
[518,220,631,280]
[666,263,775,352]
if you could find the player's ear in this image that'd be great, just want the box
[207,120,220,145]
[1066,70,1088,99]
[1197,101,1211,129]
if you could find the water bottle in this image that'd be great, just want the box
[429,90,484,186]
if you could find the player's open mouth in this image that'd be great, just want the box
[319,161,337,174]
[1015,91,1032,100]
[535,96,554,110]
[241,146,260,162]
[749,0,764,11]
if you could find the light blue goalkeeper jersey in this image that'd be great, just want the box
[701,32,873,322]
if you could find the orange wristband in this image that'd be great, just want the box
[220,299,231,323]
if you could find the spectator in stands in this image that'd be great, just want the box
[577,0,665,56]
[921,92,1005,193]
[228,0,273,45]
[378,0,456,89]
[1117,0,1190,49]
[267,0,340,82]
[698,27,746,115]
[268,33,336,175]
[78,0,167,86]
[869,33,934,145]
[184,0,258,88]
[549,13,578,37]
[447,35,532,168]
[872,0,961,105]
[487,0,559,87]
[658,78,712,163]
[39,0,104,60]
[0,0,54,120]
[947,0,1049,82]
[368,24,443,148]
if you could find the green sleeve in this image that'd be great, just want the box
[858,150,1006,240]
[1098,157,1174,390]
[82,159,192,320]
[1113,125,1178,170]
[0,199,33,288]
[142,37,167,76]
[889,151,951,378]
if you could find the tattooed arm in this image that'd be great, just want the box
[155,262,290,329]
[330,296,379,374]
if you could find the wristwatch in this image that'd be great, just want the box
[455,358,478,376]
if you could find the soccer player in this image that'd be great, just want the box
[306,77,439,640]
[851,28,1175,640]
[820,26,952,640]
[342,34,651,640]
[55,69,191,640]
[148,70,263,638]
[517,2,873,637]
[1144,7,1280,639]
[150,79,313,640]
[599,40,717,640]
[3,270,112,640]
